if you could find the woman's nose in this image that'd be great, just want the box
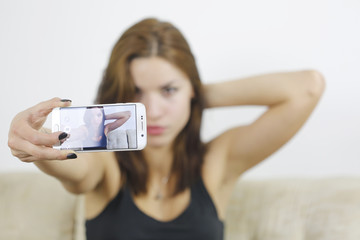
[143,95,163,120]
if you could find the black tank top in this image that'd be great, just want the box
[86,177,224,240]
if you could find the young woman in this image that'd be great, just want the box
[8,18,325,239]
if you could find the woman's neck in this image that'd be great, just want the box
[143,145,176,200]
[143,145,173,179]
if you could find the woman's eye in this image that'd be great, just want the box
[162,87,177,96]
[135,87,141,94]
[134,87,143,99]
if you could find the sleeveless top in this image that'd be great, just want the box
[86,177,224,240]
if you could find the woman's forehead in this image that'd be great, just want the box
[130,56,189,87]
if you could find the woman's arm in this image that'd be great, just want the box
[8,98,109,194]
[104,111,131,135]
[204,70,325,179]
[34,151,110,194]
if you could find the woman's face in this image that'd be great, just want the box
[130,56,194,148]
[90,108,104,127]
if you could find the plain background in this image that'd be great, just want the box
[1,0,359,179]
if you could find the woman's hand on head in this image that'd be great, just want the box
[8,97,77,162]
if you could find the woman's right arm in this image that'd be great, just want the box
[7,98,108,194]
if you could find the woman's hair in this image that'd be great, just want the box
[96,18,206,196]
[83,107,105,137]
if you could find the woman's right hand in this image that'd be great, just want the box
[8,97,77,162]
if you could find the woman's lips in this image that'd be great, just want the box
[147,126,165,135]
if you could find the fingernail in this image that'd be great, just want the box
[58,132,68,140]
[61,99,72,102]
[67,153,77,159]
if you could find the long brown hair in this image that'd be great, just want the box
[96,18,206,196]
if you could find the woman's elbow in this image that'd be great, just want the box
[303,70,326,99]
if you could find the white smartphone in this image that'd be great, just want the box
[52,103,146,152]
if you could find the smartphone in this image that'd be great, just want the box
[52,103,146,152]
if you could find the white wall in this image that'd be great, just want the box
[1,0,359,178]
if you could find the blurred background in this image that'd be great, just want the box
[1,0,359,178]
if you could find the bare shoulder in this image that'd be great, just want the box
[202,131,244,219]
[87,151,120,196]
[85,152,121,219]
[202,129,241,191]
[99,152,121,195]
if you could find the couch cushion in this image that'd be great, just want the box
[0,171,80,240]
[225,178,360,240]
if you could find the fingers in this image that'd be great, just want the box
[8,128,74,162]
[8,97,74,162]
[10,139,76,162]
[16,124,66,147]
[31,97,72,119]
[10,110,67,147]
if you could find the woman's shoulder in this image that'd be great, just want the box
[84,152,121,196]
[202,136,230,184]
[202,127,246,187]
[99,152,122,192]
[85,152,121,218]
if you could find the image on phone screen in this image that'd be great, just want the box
[57,104,141,151]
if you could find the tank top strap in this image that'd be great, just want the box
[191,177,222,220]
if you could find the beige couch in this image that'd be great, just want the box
[1,172,360,240]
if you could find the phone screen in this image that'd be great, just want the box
[58,104,138,151]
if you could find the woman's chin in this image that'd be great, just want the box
[146,135,173,149]
[146,141,167,149]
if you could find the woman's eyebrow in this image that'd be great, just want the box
[160,80,178,88]
[135,80,179,91]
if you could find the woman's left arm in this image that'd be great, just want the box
[204,70,325,178]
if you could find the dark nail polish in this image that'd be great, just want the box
[67,153,77,159]
[58,132,68,140]
[61,99,72,102]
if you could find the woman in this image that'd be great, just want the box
[8,18,325,239]
[63,107,108,150]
